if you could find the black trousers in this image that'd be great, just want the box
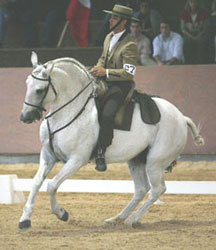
[98,81,133,151]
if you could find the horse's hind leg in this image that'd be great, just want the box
[19,148,56,230]
[125,160,166,226]
[105,160,150,225]
[47,158,82,221]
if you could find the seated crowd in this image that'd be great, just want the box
[0,0,216,65]
[128,0,215,65]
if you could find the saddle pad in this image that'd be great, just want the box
[135,91,161,124]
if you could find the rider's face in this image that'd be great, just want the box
[109,15,127,33]
[109,15,121,30]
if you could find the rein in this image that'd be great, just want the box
[45,79,95,151]
[45,80,93,119]
[46,91,94,151]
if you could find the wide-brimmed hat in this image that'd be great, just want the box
[103,4,139,21]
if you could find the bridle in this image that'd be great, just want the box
[24,71,96,151]
[24,74,57,112]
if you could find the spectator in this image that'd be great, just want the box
[126,0,140,12]
[133,0,162,41]
[153,20,184,65]
[180,0,209,64]
[15,0,68,48]
[66,0,91,47]
[0,0,16,47]
[209,0,216,63]
[130,19,155,65]
[38,0,68,47]
[15,0,38,47]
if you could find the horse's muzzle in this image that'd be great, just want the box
[20,109,42,123]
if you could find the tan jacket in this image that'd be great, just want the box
[96,31,140,82]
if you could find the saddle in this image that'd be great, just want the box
[114,90,161,131]
[96,82,161,131]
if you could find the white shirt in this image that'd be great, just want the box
[191,13,197,23]
[153,31,184,62]
[109,30,126,52]
[106,30,126,77]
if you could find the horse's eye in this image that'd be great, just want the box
[36,89,45,95]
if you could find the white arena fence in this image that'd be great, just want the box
[0,175,216,204]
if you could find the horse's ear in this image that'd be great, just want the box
[42,63,54,78]
[31,51,38,69]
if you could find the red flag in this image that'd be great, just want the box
[66,0,91,47]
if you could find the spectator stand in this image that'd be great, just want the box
[0,0,215,67]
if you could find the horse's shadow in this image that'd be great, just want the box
[132,219,216,232]
[26,219,216,237]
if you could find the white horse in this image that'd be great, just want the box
[19,52,204,230]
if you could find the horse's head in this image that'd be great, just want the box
[20,52,56,123]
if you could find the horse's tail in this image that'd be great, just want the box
[185,116,205,146]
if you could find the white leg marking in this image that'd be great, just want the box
[19,149,55,223]
[47,158,82,220]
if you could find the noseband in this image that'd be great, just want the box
[24,74,57,112]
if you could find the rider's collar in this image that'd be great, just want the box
[111,29,126,38]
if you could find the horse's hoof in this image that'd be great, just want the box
[60,210,69,222]
[18,220,31,231]
[104,216,123,226]
[124,214,137,227]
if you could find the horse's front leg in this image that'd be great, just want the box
[18,147,56,231]
[47,157,83,221]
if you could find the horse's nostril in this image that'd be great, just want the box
[20,110,41,123]
[20,111,31,123]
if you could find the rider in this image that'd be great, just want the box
[90,5,140,172]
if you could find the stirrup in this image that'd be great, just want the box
[96,148,104,159]
[95,148,107,172]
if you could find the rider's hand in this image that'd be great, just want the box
[90,66,106,77]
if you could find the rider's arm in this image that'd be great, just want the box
[106,42,140,82]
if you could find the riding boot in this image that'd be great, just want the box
[95,146,107,172]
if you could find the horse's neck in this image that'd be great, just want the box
[48,66,96,123]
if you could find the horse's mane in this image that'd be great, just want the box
[46,57,95,82]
